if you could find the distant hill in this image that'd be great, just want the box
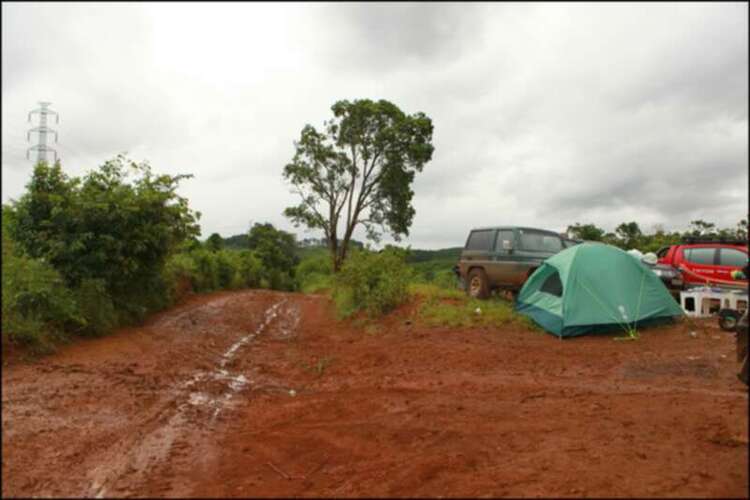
[217,232,460,270]
[405,247,462,263]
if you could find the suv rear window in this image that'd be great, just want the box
[684,247,716,265]
[718,248,748,267]
[519,230,562,252]
[466,230,492,251]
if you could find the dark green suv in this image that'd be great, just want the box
[456,226,576,299]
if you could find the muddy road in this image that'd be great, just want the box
[2,290,748,498]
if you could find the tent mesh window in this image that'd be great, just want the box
[539,271,563,297]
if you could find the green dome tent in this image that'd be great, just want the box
[515,242,684,338]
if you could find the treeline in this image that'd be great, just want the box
[2,158,298,352]
[566,219,748,253]
[219,232,364,254]
[3,157,746,352]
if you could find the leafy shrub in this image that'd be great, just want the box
[296,253,333,293]
[215,250,240,289]
[189,248,220,292]
[1,159,298,354]
[73,279,117,336]
[2,223,83,351]
[234,250,263,288]
[164,252,199,303]
[115,273,171,324]
[248,223,299,291]
[5,157,200,307]
[333,248,412,317]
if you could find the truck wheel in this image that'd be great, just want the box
[719,309,741,332]
[467,268,490,300]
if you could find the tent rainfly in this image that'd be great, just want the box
[515,242,684,338]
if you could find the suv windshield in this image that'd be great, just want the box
[519,230,562,252]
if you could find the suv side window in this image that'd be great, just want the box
[494,230,514,252]
[684,247,716,265]
[519,230,562,252]
[718,248,748,267]
[466,230,492,251]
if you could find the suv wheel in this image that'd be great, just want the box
[468,268,490,300]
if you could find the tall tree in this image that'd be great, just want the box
[566,222,605,241]
[283,99,434,271]
[614,221,643,249]
[247,222,299,289]
[735,217,748,240]
[206,232,224,252]
[686,219,716,237]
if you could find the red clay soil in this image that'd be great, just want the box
[2,290,748,498]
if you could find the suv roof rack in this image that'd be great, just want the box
[682,236,748,245]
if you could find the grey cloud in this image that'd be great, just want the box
[320,3,491,73]
[2,3,747,248]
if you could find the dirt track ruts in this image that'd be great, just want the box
[2,290,748,498]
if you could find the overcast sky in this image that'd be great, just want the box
[2,2,747,249]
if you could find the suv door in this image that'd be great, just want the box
[461,229,495,279]
[486,229,516,287]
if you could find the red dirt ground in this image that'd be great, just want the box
[2,290,748,498]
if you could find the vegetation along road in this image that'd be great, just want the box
[3,289,747,498]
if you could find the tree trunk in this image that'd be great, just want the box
[330,235,340,273]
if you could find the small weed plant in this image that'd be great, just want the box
[302,356,334,377]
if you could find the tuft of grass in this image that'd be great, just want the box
[412,283,536,330]
[300,273,333,294]
[302,355,334,377]
[408,282,465,301]
[364,323,382,336]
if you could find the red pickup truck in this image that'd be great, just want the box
[657,240,748,288]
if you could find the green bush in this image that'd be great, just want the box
[164,251,199,302]
[190,248,220,291]
[296,253,334,293]
[114,273,171,324]
[215,250,240,289]
[247,222,299,290]
[333,248,412,318]
[2,225,83,351]
[5,157,200,307]
[74,279,117,336]
[1,158,302,354]
[235,250,263,288]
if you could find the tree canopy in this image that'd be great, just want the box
[566,217,747,253]
[247,222,299,289]
[5,156,200,302]
[283,98,434,271]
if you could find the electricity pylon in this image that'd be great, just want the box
[27,101,59,164]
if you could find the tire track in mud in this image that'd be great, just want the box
[1,290,303,499]
[86,296,301,498]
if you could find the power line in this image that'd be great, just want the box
[27,101,59,164]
